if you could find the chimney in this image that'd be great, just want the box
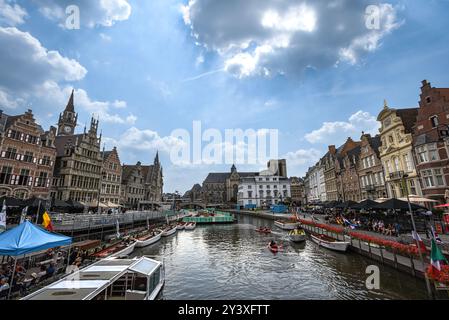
[328,145,336,154]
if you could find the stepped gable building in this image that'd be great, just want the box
[377,101,421,198]
[100,147,122,206]
[412,80,449,203]
[289,177,304,206]
[334,137,361,202]
[0,110,57,199]
[121,153,163,209]
[51,91,104,203]
[358,133,387,200]
[323,148,338,202]
[201,165,259,204]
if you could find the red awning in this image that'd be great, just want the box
[435,204,449,208]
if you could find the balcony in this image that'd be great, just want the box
[363,185,376,192]
[389,171,405,181]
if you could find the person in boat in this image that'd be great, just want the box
[269,240,277,247]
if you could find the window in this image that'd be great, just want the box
[426,96,431,104]
[35,172,48,187]
[393,157,401,172]
[0,167,12,184]
[430,116,439,128]
[18,169,30,186]
[417,144,438,163]
[403,154,412,172]
[421,169,445,188]
[24,151,34,163]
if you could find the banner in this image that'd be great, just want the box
[0,200,6,233]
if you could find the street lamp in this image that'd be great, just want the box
[401,173,433,299]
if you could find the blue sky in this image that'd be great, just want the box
[1,0,449,193]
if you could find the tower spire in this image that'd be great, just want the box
[66,89,75,112]
[154,151,160,165]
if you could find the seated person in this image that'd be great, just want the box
[37,265,47,279]
[46,263,56,277]
[0,278,10,292]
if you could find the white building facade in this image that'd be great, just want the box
[237,173,291,208]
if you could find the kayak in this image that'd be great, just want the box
[256,227,272,234]
[268,243,282,253]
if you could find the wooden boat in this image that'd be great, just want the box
[93,240,137,259]
[135,230,162,248]
[255,227,272,234]
[161,225,177,237]
[288,228,306,242]
[274,220,300,230]
[310,234,350,252]
[185,222,196,230]
[177,222,186,230]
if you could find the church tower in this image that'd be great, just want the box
[58,90,78,136]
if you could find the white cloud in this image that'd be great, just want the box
[182,1,403,78]
[33,0,132,28]
[305,110,380,144]
[99,33,112,42]
[284,148,322,166]
[105,127,186,154]
[0,27,134,125]
[0,0,27,26]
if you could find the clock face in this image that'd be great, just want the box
[64,126,72,133]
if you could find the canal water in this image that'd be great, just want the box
[132,215,428,300]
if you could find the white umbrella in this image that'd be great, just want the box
[399,194,438,203]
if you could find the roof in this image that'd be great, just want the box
[395,108,418,134]
[55,134,84,157]
[121,163,159,184]
[368,135,382,156]
[65,90,75,112]
[23,257,161,301]
[203,171,259,184]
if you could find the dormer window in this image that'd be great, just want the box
[430,115,439,128]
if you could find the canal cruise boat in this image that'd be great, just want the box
[22,256,165,300]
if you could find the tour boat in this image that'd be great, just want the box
[161,225,178,237]
[185,222,196,230]
[92,240,137,259]
[310,234,350,253]
[135,230,163,248]
[288,228,306,243]
[255,227,272,234]
[274,220,300,230]
[22,256,165,300]
[177,222,187,230]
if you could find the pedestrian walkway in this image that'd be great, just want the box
[301,213,449,254]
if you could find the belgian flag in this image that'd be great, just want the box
[37,208,54,232]
[42,211,54,231]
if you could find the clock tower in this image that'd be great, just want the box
[58,89,78,136]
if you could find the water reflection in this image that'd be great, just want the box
[133,215,427,300]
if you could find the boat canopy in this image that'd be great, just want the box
[22,256,162,300]
[0,221,72,256]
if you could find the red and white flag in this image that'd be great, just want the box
[412,231,427,254]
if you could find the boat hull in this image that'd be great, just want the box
[185,223,196,230]
[161,226,177,237]
[136,233,162,248]
[310,234,349,252]
[110,241,137,258]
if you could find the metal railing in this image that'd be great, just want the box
[52,210,182,231]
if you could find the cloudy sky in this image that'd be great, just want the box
[1,0,448,193]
